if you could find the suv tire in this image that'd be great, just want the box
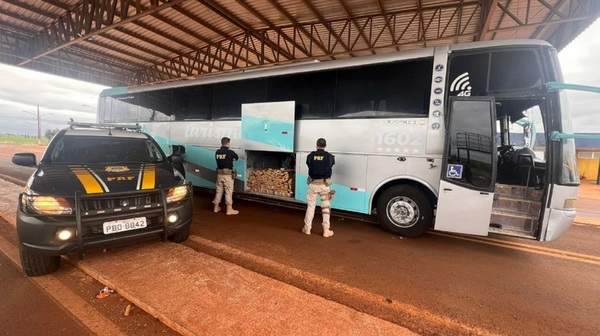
[168,223,191,243]
[20,246,61,276]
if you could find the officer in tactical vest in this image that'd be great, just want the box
[213,137,239,215]
[302,138,335,237]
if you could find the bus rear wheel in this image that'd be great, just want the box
[377,185,433,237]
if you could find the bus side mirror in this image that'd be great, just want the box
[12,153,37,167]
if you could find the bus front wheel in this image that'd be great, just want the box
[376,185,433,237]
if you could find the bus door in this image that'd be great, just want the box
[241,101,296,152]
[434,97,497,235]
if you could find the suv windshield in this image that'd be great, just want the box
[48,136,165,164]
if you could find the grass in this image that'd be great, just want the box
[0,134,49,145]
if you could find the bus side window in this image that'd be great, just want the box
[213,79,266,119]
[334,59,432,118]
[266,71,336,119]
[172,85,213,120]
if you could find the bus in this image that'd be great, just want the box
[97,39,583,241]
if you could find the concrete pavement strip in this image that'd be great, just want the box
[0,178,416,336]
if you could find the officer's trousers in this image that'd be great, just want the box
[214,174,234,205]
[304,183,331,231]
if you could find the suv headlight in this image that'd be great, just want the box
[166,185,189,203]
[26,196,73,215]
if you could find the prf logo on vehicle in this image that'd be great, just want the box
[105,166,134,182]
[105,166,130,173]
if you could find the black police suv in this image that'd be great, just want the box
[12,122,193,276]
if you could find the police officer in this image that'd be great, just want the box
[213,137,239,215]
[303,138,335,237]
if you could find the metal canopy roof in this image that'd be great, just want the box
[1,0,599,87]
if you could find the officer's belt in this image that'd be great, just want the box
[309,178,329,185]
[217,168,233,174]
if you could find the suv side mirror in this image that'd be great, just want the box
[12,153,37,167]
[169,154,184,164]
[171,145,186,154]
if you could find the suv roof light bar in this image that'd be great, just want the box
[68,120,142,132]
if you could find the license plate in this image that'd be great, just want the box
[103,217,147,234]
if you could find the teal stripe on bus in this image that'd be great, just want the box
[99,87,129,96]
[295,174,371,214]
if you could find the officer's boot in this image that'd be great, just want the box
[226,205,239,215]
[213,201,221,213]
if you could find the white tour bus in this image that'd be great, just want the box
[97,39,584,241]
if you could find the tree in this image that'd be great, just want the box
[44,128,59,140]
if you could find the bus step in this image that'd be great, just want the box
[494,183,543,201]
[490,210,537,233]
[492,196,541,217]
[488,226,536,239]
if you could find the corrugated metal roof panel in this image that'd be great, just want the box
[0,0,597,86]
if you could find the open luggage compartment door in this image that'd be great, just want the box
[241,101,296,153]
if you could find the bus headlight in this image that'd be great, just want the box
[167,185,189,203]
[28,196,73,215]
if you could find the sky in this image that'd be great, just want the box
[0,18,599,136]
[0,64,106,135]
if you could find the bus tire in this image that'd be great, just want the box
[19,245,61,276]
[376,185,433,237]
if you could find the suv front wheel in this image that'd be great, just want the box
[168,223,191,243]
[20,245,61,276]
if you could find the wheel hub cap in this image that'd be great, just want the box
[387,197,419,228]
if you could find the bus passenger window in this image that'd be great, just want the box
[138,90,175,121]
[172,85,213,120]
[266,71,336,119]
[334,59,432,118]
[213,79,266,119]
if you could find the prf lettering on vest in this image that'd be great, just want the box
[314,156,324,161]
[216,154,227,159]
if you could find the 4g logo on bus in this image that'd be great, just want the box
[450,72,472,97]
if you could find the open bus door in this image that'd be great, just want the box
[434,97,497,236]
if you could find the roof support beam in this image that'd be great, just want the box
[231,0,309,60]
[198,0,295,61]
[263,0,332,59]
[478,0,500,40]
[132,3,483,84]
[298,0,352,55]
[488,15,593,33]
[373,0,398,51]
[169,7,262,67]
[336,0,375,54]
[17,0,188,66]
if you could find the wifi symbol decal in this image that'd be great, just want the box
[450,72,472,96]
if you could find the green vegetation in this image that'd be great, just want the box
[0,129,59,145]
[0,134,50,145]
